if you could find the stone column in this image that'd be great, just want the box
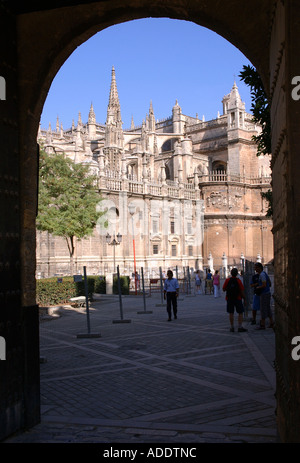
[207,251,213,272]
[222,252,228,278]
[227,222,233,265]
[197,254,203,271]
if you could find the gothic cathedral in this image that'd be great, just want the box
[37,67,273,279]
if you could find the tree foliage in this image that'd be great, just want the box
[37,148,103,272]
[239,65,271,157]
[261,189,273,218]
[239,65,272,217]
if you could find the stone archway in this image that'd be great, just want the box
[1,0,300,443]
[16,1,274,307]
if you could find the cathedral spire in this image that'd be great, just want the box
[149,100,155,132]
[149,100,154,115]
[105,66,123,152]
[77,111,82,128]
[88,102,96,139]
[109,67,118,105]
[222,81,245,115]
[106,66,122,125]
[131,115,135,130]
[172,99,183,133]
[231,81,240,102]
[88,102,96,124]
[229,81,244,109]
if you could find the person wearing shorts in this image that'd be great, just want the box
[223,268,247,332]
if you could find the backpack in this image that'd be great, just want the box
[226,277,240,300]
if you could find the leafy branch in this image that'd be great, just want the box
[239,65,272,217]
[239,65,271,157]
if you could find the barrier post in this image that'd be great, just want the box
[137,267,152,314]
[113,266,131,323]
[156,266,166,307]
[77,266,101,338]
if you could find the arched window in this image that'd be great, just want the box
[127,163,138,180]
[212,161,227,173]
[161,139,172,152]
[165,164,171,180]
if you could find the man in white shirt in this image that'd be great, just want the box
[164,270,179,321]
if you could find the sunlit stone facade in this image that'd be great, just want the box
[37,67,273,278]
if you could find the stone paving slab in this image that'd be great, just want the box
[4,290,278,445]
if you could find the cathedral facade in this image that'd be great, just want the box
[37,67,273,279]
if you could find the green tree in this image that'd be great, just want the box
[239,65,273,216]
[37,148,103,274]
[261,189,273,218]
[239,65,271,156]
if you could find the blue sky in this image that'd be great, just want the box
[40,18,253,131]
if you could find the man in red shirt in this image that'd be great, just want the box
[223,268,247,332]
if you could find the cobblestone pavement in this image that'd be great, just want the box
[4,288,278,445]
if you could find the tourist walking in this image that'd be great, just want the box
[223,267,247,332]
[164,270,179,321]
[250,269,260,325]
[206,269,213,294]
[213,270,220,297]
[254,262,274,330]
[195,270,202,295]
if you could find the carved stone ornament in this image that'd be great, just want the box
[206,191,227,209]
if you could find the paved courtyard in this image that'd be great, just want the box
[4,287,277,444]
